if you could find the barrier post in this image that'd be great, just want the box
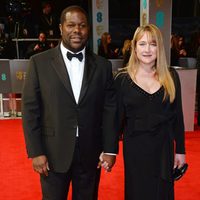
[0,94,3,118]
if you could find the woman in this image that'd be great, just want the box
[170,34,187,66]
[170,34,180,66]
[122,39,132,67]
[177,35,187,57]
[98,32,118,59]
[115,24,186,200]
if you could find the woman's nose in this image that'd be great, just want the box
[145,44,150,51]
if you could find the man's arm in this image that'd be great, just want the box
[100,60,119,171]
[22,57,44,158]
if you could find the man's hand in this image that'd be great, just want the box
[32,155,50,176]
[97,152,116,172]
[34,44,40,51]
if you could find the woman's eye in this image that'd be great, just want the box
[151,43,157,46]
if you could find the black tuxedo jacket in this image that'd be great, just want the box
[22,45,118,172]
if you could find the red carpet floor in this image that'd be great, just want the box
[0,119,200,200]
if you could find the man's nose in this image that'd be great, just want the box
[74,25,81,33]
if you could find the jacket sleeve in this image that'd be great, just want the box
[102,60,119,154]
[22,57,44,158]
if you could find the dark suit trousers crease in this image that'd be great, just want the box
[40,138,101,200]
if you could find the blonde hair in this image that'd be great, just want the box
[122,39,131,56]
[126,24,175,102]
[100,32,110,54]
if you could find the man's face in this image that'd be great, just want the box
[39,33,46,42]
[59,10,89,53]
[43,4,52,15]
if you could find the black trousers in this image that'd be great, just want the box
[40,139,101,200]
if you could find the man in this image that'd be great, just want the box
[22,5,118,200]
[38,1,59,38]
[25,32,54,58]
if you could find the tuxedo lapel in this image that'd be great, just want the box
[50,46,75,102]
[78,51,96,104]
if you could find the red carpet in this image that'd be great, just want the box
[0,119,200,200]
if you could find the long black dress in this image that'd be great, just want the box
[115,68,185,200]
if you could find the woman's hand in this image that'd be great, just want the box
[174,153,186,169]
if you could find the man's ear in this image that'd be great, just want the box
[59,24,62,35]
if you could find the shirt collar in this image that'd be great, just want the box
[60,42,85,61]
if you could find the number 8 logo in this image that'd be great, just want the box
[1,73,7,81]
[97,12,102,23]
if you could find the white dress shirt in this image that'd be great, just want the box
[60,42,85,104]
[60,42,85,136]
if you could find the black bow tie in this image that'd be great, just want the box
[67,51,83,62]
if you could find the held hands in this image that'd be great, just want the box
[97,152,116,172]
[32,155,50,176]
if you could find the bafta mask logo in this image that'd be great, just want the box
[96,0,104,9]
[142,13,147,25]
[156,0,163,7]
[16,71,26,81]
[96,25,104,36]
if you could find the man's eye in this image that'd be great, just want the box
[80,24,86,28]
[67,24,74,27]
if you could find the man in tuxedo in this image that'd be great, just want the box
[22,5,118,200]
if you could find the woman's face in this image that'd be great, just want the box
[107,35,111,44]
[135,32,157,67]
[178,37,183,46]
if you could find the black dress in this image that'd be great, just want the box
[115,68,185,200]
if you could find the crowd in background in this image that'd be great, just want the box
[0,0,200,64]
[0,0,60,59]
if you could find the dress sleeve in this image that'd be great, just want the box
[171,68,186,154]
[114,73,126,137]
